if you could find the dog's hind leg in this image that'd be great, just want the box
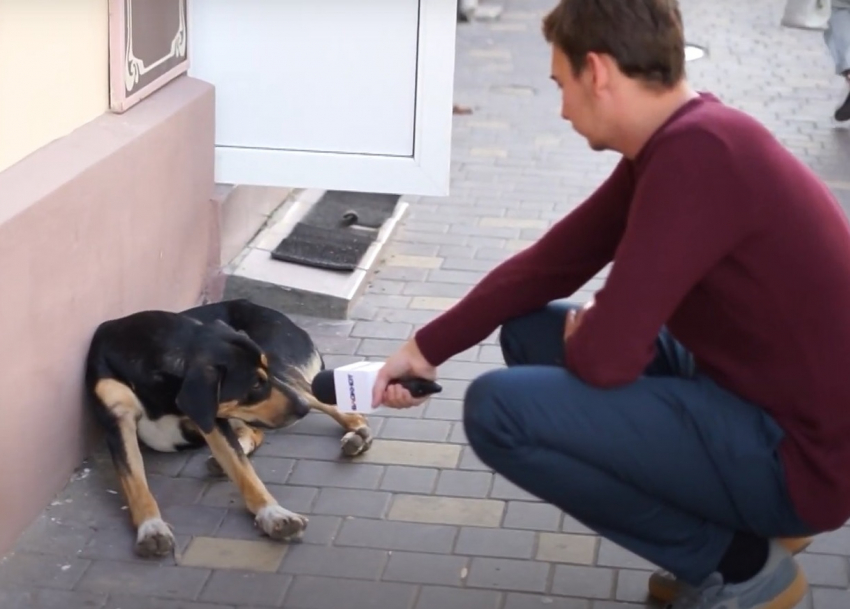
[201,418,308,542]
[92,379,175,558]
[205,419,265,476]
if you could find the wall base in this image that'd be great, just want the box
[0,75,216,555]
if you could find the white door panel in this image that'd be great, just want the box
[187,0,456,195]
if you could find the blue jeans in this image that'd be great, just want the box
[463,301,813,585]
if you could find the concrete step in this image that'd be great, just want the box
[221,188,409,319]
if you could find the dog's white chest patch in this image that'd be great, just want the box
[137,413,187,452]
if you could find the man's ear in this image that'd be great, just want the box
[175,363,220,434]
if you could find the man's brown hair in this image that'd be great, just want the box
[542,0,686,89]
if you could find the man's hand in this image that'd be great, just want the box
[564,298,594,342]
[372,338,438,409]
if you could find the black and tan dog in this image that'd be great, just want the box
[84,298,372,558]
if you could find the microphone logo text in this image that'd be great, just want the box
[347,373,357,410]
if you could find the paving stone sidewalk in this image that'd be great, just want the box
[2,0,849,608]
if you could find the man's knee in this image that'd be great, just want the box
[463,369,522,453]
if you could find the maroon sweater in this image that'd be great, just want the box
[415,93,850,531]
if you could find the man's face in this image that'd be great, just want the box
[550,46,609,152]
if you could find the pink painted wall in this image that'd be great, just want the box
[0,76,217,554]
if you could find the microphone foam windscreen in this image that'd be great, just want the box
[310,369,337,404]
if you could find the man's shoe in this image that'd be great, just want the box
[664,539,808,609]
[647,537,812,604]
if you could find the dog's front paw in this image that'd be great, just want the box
[135,518,175,558]
[341,425,373,457]
[254,505,308,542]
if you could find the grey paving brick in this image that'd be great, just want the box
[614,568,653,603]
[356,338,406,357]
[440,360,500,381]
[436,379,475,400]
[459,445,492,471]
[808,528,850,556]
[252,433,345,460]
[147,474,208,506]
[449,422,469,444]
[436,470,493,498]
[335,518,457,553]
[551,564,616,599]
[812,586,850,609]
[287,459,384,490]
[466,557,551,593]
[103,596,235,609]
[312,335,361,355]
[142,450,192,477]
[423,399,464,421]
[76,561,210,600]
[590,602,653,609]
[360,439,461,468]
[160,504,228,536]
[595,539,656,571]
[200,482,317,514]
[798,552,850,588]
[503,501,563,532]
[0,553,90,590]
[372,307,441,325]
[180,536,286,572]
[279,544,387,579]
[503,593,591,609]
[370,266,430,282]
[0,588,106,609]
[79,528,191,566]
[287,411,372,437]
[14,518,94,557]
[415,585,502,609]
[216,512,341,546]
[350,320,414,340]
[537,533,597,565]
[382,551,469,586]
[198,570,291,606]
[478,345,506,364]
[454,526,536,559]
[379,465,438,493]
[282,575,416,609]
[311,488,392,518]
[378,418,452,442]
[561,514,595,535]
[365,279,407,295]
[388,495,505,527]
[490,475,540,502]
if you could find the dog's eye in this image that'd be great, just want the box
[253,375,266,390]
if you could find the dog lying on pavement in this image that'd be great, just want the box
[84,298,372,558]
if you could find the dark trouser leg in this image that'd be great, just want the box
[465,301,812,586]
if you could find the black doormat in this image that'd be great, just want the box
[270,190,401,272]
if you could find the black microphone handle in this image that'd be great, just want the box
[388,377,443,398]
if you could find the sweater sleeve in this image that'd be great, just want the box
[564,131,753,387]
[414,157,634,367]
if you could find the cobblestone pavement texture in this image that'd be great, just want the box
[3,0,850,607]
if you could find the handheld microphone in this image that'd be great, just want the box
[310,361,442,412]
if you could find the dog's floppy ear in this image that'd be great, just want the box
[175,362,220,434]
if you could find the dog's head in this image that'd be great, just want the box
[175,320,311,434]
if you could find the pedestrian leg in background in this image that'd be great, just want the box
[825,3,850,121]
